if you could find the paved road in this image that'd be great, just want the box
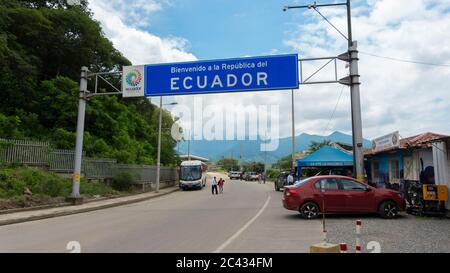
[0,173,323,253]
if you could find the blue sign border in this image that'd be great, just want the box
[143,54,299,97]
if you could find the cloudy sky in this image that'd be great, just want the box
[89,0,450,140]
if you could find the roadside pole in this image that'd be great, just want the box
[291,89,296,174]
[284,0,365,182]
[349,41,364,181]
[346,0,364,182]
[156,96,163,193]
[69,66,89,203]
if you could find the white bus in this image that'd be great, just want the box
[178,160,207,190]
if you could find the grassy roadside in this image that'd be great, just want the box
[0,165,120,210]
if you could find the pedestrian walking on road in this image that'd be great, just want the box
[211,177,218,195]
[218,178,225,194]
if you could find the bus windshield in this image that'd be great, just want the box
[180,166,202,181]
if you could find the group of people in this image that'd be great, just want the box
[211,176,225,195]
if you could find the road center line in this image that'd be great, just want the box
[213,194,271,253]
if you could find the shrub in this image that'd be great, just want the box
[80,180,117,196]
[111,172,135,191]
[0,167,71,198]
[266,169,281,180]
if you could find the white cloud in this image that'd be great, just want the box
[89,0,196,65]
[284,0,450,139]
[90,0,450,143]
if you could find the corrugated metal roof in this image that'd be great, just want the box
[365,132,449,156]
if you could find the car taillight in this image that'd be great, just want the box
[285,188,296,197]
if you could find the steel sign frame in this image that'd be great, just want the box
[122,54,299,97]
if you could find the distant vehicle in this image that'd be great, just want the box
[274,171,292,191]
[244,172,259,181]
[228,171,241,180]
[179,160,207,190]
[282,175,406,219]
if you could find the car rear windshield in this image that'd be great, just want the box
[294,177,313,187]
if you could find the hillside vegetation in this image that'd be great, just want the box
[0,0,178,165]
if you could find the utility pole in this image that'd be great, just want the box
[156,96,163,193]
[69,66,88,203]
[284,0,365,181]
[187,129,191,161]
[156,99,178,192]
[239,143,243,170]
[264,130,267,184]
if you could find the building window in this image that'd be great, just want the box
[372,161,380,182]
[389,159,400,183]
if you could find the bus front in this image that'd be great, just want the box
[179,161,204,190]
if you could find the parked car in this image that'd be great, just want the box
[282,175,406,219]
[244,172,259,181]
[274,171,292,191]
[228,171,241,180]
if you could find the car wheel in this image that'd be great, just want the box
[300,202,320,219]
[379,201,399,219]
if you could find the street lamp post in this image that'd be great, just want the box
[284,0,365,181]
[156,98,178,193]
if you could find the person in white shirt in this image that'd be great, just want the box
[211,177,218,195]
[287,173,294,185]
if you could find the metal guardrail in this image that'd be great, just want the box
[0,138,177,184]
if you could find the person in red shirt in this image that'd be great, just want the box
[218,178,225,194]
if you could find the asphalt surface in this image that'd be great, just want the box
[0,173,323,253]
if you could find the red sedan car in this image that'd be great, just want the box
[282,175,406,219]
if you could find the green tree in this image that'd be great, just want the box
[242,161,264,173]
[0,1,179,166]
[273,155,292,170]
[217,157,239,172]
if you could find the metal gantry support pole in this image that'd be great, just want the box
[346,0,364,181]
[349,41,364,181]
[70,66,89,200]
[291,89,296,174]
[156,96,163,193]
[284,0,365,181]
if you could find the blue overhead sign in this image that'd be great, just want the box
[122,54,299,97]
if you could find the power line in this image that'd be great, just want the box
[360,51,450,67]
[323,84,346,135]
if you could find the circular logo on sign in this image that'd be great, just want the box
[392,134,398,145]
[126,69,142,87]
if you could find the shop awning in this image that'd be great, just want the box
[298,145,353,167]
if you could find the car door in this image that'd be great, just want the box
[313,179,346,212]
[339,179,374,212]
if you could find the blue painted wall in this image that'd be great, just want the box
[367,150,412,187]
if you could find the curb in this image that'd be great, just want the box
[0,187,179,227]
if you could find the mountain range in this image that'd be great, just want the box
[176,131,372,163]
